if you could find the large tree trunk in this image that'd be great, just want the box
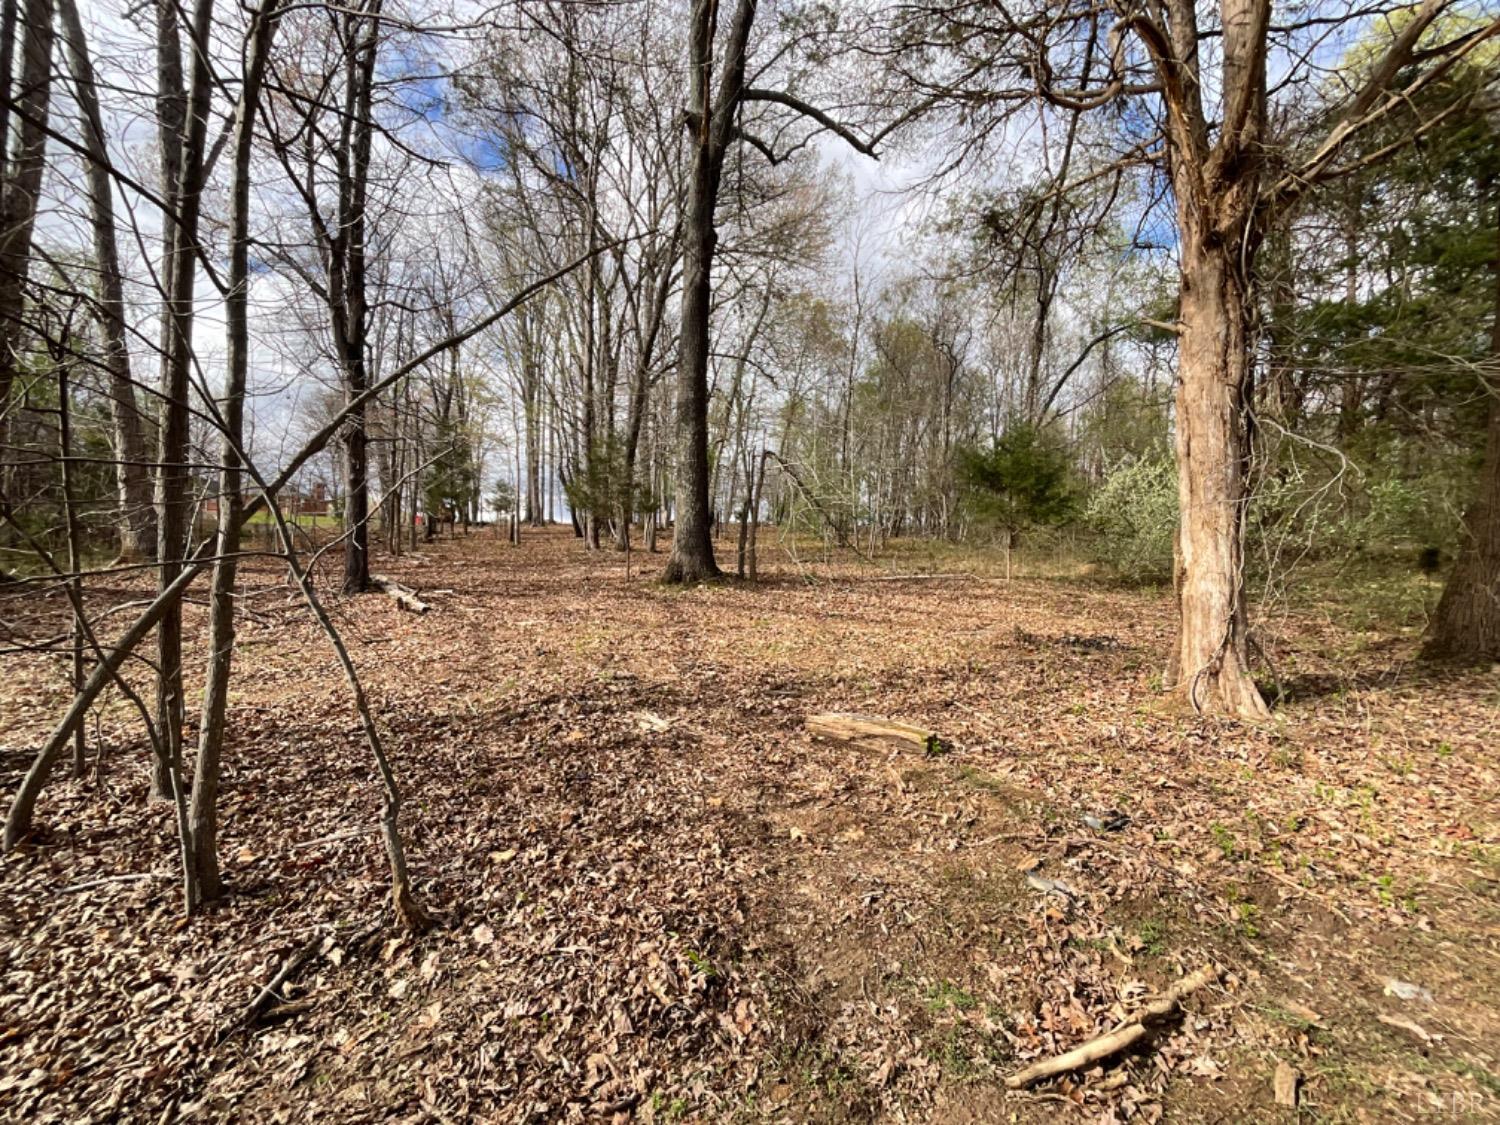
[1425,208,1500,660]
[664,0,754,584]
[1164,230,1270,719]
[664,168,721,582]
[0,0,55,490]
[337,1,381,595]
[57,0,156,562]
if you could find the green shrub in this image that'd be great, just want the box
[1084,455,1177,582]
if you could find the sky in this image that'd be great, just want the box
[38,0,1424,510]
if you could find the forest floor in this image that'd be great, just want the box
[1,527,1497,1123]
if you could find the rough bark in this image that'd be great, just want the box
[335,1,382,595]
[663,0,755,584]
[1425,207,1500,660]
[0,0,55,485]
[1165,232,1270,718]
[56,0,156,562]
[1149,0,1272,719]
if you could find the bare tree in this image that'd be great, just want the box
[151,0,216,797]
[187,0,284,909]
[0,0,55,491]
[664,0,890,582]
[55,0,157,562]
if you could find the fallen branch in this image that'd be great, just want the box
[806,713,948,755]
[58,872,164,894]
[371,574,429,614]
[288,827,375,851]
[869,573,969,582]
[258,997,318,1024]
[220,932,326,1043]
[1005,963,1219,1088]
[217,922,383,1045]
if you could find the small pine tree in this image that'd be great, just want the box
[958,422,1075,577]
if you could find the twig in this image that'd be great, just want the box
[1262,867,1354,926]
[58,872,163,893]
[289,827,375,851]
[220,932,327,1044]
[1005,963,1219,1088]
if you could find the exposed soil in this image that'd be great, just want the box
[1,528,1496,1122]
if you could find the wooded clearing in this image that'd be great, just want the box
[2,0,1499,1119]
[2,531,1495,1121]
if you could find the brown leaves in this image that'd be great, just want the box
[3,532,1498,1121]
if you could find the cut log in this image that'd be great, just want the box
[805,713,947,756]
[1273,1060,1301,1107]
[370,574,429,614]
[1005,963,1219,1088]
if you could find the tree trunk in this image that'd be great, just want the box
[1165,231,1269,718]
[337,2,381,595]
[1425,205,1500,661]
[57,0,156,562]
[0,0,19,164]
[343,381,371,590]
[523,330,544,525]
[736,470,752,579]
[152,0,215,799]
[262,492,429,932]
[188,0,280,909]
[57,354,86,777]
[746,449,767,581]
[6,541,206,850]
[0,0,55,490]
[618,244,677,552]
[664,0,753,584]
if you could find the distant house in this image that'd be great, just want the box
[296,481,331,517]
[203,480,332,518]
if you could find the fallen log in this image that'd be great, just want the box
[805,713,947,756]
[371,574,429,614]
[1005,963,1219,1088]
[869,573,968,582]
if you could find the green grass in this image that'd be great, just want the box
[924,979,979,1012]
